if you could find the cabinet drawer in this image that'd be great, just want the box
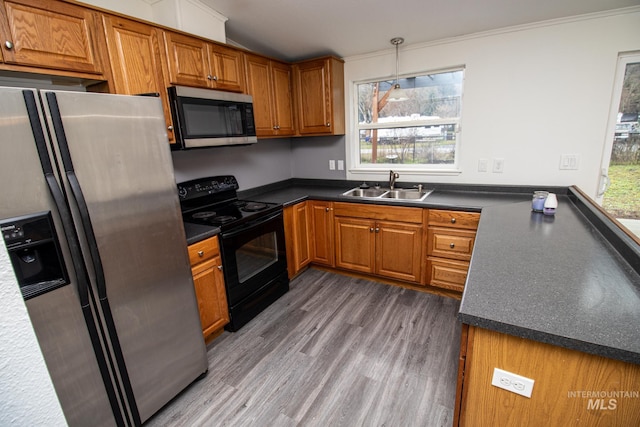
[428,210,480,230]
[188,236,220,266]
[426,257,469,292]
[427,228,476,261]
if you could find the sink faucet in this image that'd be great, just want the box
[389,170,399,190]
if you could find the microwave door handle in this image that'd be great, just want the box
[221,211,282,239]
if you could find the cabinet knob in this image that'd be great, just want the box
[450,217,456,224]
[217,265,223,271]
[449,243,455,248]
[167,125,174,131]
[326,122,331,127]
[198,250,204,257]
[375,227,380,233]
[370,227,374,232]
[325,207,330,212]
[4,40,13,50]
[207,74,213,80]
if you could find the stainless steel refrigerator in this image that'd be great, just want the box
[0,87,208,426]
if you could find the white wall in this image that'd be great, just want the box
[0,245,67,426]
[79,0,227,42]
[342,8,640,196]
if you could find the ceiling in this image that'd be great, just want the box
[199,0,640,61]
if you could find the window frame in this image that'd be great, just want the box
[348,67,465,177]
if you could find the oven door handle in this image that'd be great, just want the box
[221,211,283,239]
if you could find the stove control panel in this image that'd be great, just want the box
[177,176,239,200]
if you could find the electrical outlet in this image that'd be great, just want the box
[560,154,580,170]
[491,368,534,398]
[337,160,344,170]
[329,160,336,170]
[493,158,505,173]
[478,159,488,172]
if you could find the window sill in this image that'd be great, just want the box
[349,167,462,176]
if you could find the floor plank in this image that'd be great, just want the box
[145,268,462,426]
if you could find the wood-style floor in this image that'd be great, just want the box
[146,268,462,426]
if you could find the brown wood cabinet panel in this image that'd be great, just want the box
[459,326,640,426]
[334,216,375,273]
[284,202,311,279]
[191,255,228,341]
[375,220,422,282]
[0,0,106,74]
[102,15,174,142]
[163,30,244,92]
[244,53,294,137]
[188,235,229,342]
[425,257,469,292]
[309,200,334,266]
[428,209,480,230]
[293,56,344,135]
[333,202,423,223]
[427,227,476,261]
[163,30,209,87]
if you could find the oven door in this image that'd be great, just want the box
[219,211,287,306]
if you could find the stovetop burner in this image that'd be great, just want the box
[178,176,283,230]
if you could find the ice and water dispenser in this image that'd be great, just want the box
[1,212,68,299]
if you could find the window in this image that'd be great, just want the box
[354,69,464,173]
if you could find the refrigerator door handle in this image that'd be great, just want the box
[44,91,142,427]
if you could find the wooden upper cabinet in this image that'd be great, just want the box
[245,53,294,137]
[163,30,244,92]
[102,15,175,142]
[0,0,106,75]
[293,56,345,136]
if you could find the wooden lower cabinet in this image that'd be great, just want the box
[333,202,423,284]
[309,200,334,267]
[455,325,640,426]
[188,236,229,343]
[284,201,311,278]
[425,209,479,292]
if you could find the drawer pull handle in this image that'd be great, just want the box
[451,217,456,224]
[198,250,204,257]
[449,243,455,248]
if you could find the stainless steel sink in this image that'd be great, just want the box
[342,187,432,201]
[342,188,389,198]
[381,189,433,201]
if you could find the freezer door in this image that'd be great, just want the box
[0,87,117,426]
[42,90,208,422]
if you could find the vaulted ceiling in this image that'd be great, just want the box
[200,0,640,61]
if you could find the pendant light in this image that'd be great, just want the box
[388,37,409,102]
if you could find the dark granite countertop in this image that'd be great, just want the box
[183,221,220,245]
[194,179,640,365]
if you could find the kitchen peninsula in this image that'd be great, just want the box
[216,180,640,426]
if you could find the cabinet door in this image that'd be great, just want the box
[375,220,423,283]
[294,57,332,134]
[245,53,276,136]
[334,216,375,273]
[102,15,174,142]
[271,60,295,135]
[284,202,311,279]
[191,255,229,340]
[163,30,210,87]
[0,0,105,74]
[310,200,334,266]
[209,43,244,92]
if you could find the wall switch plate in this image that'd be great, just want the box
[478,159,488,172]
[329,160,336,170]
[491,368,534,398]
[337,160,344,170]
[493,158,505,173]
[560,154,580,170]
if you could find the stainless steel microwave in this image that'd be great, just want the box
[168,86,257,149]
